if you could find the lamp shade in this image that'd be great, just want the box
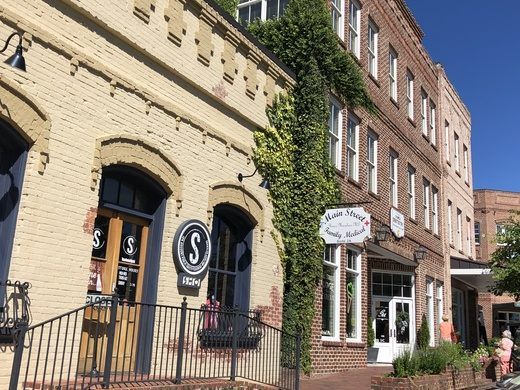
[4,45,26,72]
[259,179,270,190]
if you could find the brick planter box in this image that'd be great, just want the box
[371,366,490,390]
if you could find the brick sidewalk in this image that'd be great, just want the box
[300,365,392,390]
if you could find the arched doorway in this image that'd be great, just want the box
[207,204,254,312]
[0,120,28,282]
[82,165,167,372]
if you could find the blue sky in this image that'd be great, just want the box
[406,0,520,192]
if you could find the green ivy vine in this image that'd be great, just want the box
[216,0,373,373]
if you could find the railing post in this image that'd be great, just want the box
[9,322,27,390]
[294,333,301,390]
[175,297,188,384]
[230,306,238,382]
[102,294,119,389]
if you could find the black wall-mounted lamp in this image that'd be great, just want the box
[237,167,270,189]
[375,225,391,242]
[414,246,427,263]
[1,32,26,72]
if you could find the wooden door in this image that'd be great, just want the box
[79,209,149,375]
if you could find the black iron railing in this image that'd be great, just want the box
[9,296,301,390]
[0,280,30,345]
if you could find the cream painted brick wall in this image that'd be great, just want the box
[0,0,291,385]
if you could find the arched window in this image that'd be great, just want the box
[207,204,253,312]
[0,120,28,282]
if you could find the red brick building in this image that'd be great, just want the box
[310,0,449,373]
[474,189,520,340]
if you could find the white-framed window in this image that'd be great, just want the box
[421,90,428,136]
[328,99,342,169]
[457,208,462,250]
[389,150,398,207]
[444,121,450,163]
[463,145,469,183]
[432,186,439,235]
[346,115,359,181]
[474,222,481,246]
[423,178,430,229]
[346,248,361,341]
[429,100,436,145]
[466,216,472,257]
[426,278,435,346]
[348,0,360,56]
[367,131,378,193]
[406,71,414,120]
[407,164,416,219]
[368,20,378,78]
[436,283,444,343]
[389,48,397,101]
[332,0,345,40]
[322,245,340,340]
[448,200,453,245]
[237,0,288,25]
[454,133,460,172]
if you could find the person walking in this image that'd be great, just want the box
[439,314,455,343]
[499,330,514,376]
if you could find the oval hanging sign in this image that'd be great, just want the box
[173,219,212,289]
[319,207,371,244]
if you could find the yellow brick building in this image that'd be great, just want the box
[0,0,294,387]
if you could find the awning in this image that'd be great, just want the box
[366,241,417,267]
[450,257,493,292]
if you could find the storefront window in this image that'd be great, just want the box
[346,249,360,340]
[207,205,253,312]
[322,245,339,339]
[497,312,520,337]
[0,120,28,284]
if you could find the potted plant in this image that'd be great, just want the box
[367,316,378,362]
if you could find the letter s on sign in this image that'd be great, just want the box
[189,232,201,265]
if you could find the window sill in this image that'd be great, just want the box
[407,117,416,128]
[456,170,462,178]
[434,233,440,239]
[369,74,380,88]
[446,160,451,167]
[450,244,455,249]
[409,217,418,225]
[345,341,365,348]
[422,133,429,142]
[348,177,362,189]
[335,168,345,179]
[322,339,343,347]
[390,97,399,109]
[424,227,432,234]
[368,190,380,200]
[431,143,438,152]
[465,180,470,187]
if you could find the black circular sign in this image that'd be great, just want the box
[173,220,212,276]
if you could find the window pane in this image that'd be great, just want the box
[373,272,382,284]
[322,264,336,337]
[346,271,358,338]
[102,177,119,204]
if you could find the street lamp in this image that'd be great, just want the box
[1,32,26,72]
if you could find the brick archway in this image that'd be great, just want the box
[207,181,265,241]
[0,77,51,173]
[92,134,184,208]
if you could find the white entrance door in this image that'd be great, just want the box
[373,297,415,362]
